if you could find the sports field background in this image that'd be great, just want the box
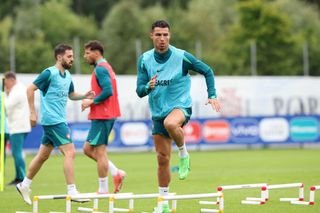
[1,149,320,213]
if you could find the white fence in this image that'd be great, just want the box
[15,74,320,121]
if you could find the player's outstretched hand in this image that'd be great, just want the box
[205,98,221,112]
[85,90,95,99]
[81,99,93,111]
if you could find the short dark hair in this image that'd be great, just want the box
[85,40,104,55]
[54,43,72,60]
[151,20,170,31]
[4,71,16,80]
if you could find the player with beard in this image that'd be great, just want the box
[16,44,94,205]
[81,40,125,194]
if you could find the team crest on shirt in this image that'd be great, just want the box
[66,134,70,139]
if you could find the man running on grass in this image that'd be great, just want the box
[81,40,125,194]
[136,20,221,212]
[17,43,94,205]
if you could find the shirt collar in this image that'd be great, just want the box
[94,58,107,67]
[154,46,172,63]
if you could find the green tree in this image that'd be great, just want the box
[218,0,301,75]
[14,0,42,40]
[13,0,53,73]
[39,0,98,46]
[0,0,20,20]
[139,0,190,9]
[300,0,320,10]
[182,0,238,74]
[100,0,144,74]
[71,0,118,26]
[11,0,99,73]
[277,0,320,75]
[15,37,53,73]
[0,17,13,72]
[1,0,319,75]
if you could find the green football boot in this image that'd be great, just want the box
[152,203,170,213]
[179,154,190,180]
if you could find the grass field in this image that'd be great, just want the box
[1,148,320,213]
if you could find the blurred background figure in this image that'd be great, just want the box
[4,71,31,185]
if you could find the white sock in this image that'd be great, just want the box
[98,176,108,193]
[67,184,77,195]
[159,187,169,205]
[21,177,32,188]
[108,160,118,177]
[178,143,188,158]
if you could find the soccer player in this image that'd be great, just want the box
[16,44,94,205]
[4,71,31,185]
[136,20,221,212]
[81,40,125,194]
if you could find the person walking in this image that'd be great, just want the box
[82,40,125,194]
[4,71,31,185]
[16,43,94,205]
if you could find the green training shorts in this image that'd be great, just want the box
[152,108,192,137]
[86,119,115,146]
[41,123,72,147]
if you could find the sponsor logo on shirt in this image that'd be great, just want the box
[155,79,172,86]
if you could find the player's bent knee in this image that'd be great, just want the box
[164,119,181,132]
[83,146,91,156]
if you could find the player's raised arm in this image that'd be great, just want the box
[183,51,221,112]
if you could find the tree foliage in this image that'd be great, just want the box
[4,0,98,73]
[0,0,320,75]
[14,0,41,40]
[139,0,191,9]
[217,0,301,75]
[0,17,13,72]
[300,0,320,10]
[182,0,238,74]
[70,0,118,26]
[39,0,97,46]
[0,0,20,20]
[15,37,53,73]
[100,0,144,74]
[277,0,320,75]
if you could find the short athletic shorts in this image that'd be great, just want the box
[86,119,115,146]
[41,123,72,147]
[152,108,192,138]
